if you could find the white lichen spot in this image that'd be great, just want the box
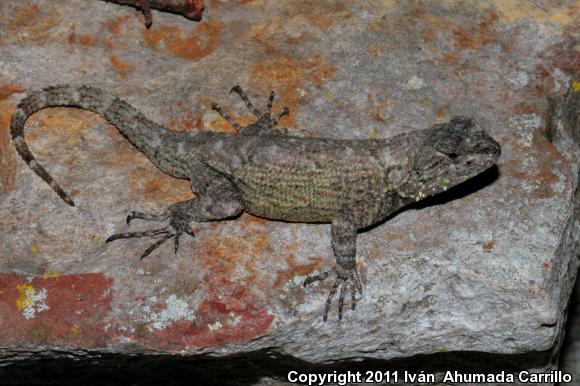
[102,287,112,298]
[507,71,529,90]
[15,284,49,320]
[208,321,223,331]
[106,223,116,237]
[406,75,425,90]
[146,294,196,331]
[508,113,542,147]
[227,312,242,326]
[552,169,566,193]
[553,68,571,92]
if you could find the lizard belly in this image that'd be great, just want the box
[233,165,349,222]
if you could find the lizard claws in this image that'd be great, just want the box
[303,265,362,321]
[107,210,195,259]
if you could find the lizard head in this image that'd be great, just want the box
[402,116,501,201]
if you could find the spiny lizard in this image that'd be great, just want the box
[102,0,204,27]
[11,85,501,320]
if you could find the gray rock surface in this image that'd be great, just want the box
[0,0,578,384]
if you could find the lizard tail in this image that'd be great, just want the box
[10,85,165,207]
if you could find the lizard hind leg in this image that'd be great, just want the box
[106,164,244,259]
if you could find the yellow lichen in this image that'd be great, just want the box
[42,269,60,279]
[15,283,35,310]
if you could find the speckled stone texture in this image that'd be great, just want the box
[0,0,578,384]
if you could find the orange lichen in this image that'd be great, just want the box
[0,101,19,193]
[106,15,131,35]
[24,108,99,149]
[68,24,77,44]
[250,54,336,126]
[78,34,97,46]
[273,254,321,290]
[2,2,59,44]
[0,84,24,102]
[142,21,222,59]
[482,240,497,253]
[109,54,135,77]
[490,0,577,25]
[435,107,447,120]
[169,110,199,132]
[9,3,40,28]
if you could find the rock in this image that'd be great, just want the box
[0,0,578,384]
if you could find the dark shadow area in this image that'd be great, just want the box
[559,273,580,384]
[360,165,501,233]
[0,346,553,386]
[411,165,501,210]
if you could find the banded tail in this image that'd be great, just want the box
[10,85,168,206]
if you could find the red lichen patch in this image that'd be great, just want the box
[482,240,497,253]
[142,21,222,59]
[250,54,336,126]
[184,288,274,348]
[0,272,113,348]
[132,283,273,350]
[109,54,135,77]
[0,101,18,193]
[106,15,131,35]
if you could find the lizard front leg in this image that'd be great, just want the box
[107,163,243,259]
[304,212,363,321]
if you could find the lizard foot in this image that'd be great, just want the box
[105,209,195,260]
[303,265,363,321]
[212,86,289,135]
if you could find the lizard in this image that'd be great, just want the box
[10,85,501,320]
[101,0,204,28]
